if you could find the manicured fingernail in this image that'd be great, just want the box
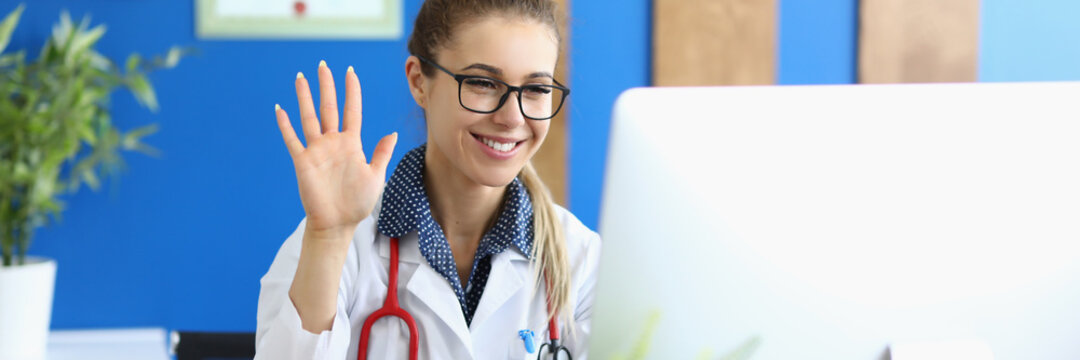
[347,65,354,73]
[275,104,281,111]
[319,60,327,68]
[296,71,304,79]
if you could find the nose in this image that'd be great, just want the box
[492,91,526,128]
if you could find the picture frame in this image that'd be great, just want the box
[195,0,402,39]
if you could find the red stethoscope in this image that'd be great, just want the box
[357,237,572,360]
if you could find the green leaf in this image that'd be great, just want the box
[129,142,160,158]
[121,124,160,156]
[127,73,158,111]
[43,198,65,224]
[30,168,58,204]
[79,167,100,191]
[68,23,105,61]
[78,119,97,145]
[0,49,24,68]
[0,3,25,55]
[88,51,110,71]
[125,53,140,73]
[163,46,182,68]
[13,161,30,182]
[125,123,158,140]
[52,11,73,56]
[76,13,91,33]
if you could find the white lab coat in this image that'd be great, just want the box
[254,197,602,360]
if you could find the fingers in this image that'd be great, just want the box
[317,60,340,134]
[342,66,363,135]
[295,72,322,142]
[275,104,303,157]
[370,132,399,178]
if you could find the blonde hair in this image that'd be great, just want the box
[519,161,573,332]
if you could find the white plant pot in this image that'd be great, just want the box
[0,256,57,360]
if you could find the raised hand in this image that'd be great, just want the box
[275,60,398,241]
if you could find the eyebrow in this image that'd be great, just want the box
[460,63,554,80]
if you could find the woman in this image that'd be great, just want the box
[255,0,601,359]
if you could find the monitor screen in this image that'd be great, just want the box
[590,82,1080,360]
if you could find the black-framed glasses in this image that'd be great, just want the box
[415,54,570,120]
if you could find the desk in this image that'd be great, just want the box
[47,328,170,360]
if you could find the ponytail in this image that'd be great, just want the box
[519,161,574,336]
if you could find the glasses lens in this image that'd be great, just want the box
[459,77,507,112]
[521,85,566,120]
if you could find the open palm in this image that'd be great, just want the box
[274,61,398,237]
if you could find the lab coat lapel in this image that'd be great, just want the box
[378,234,474,357]
[468,249,530,331]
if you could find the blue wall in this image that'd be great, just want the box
[980,0,1080,82]
[566,0,651,234]
[8,0,1080,332]
[778,0,858,84]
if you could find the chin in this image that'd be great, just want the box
[468,165,524,188]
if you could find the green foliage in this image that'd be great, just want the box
[0,4,189,266]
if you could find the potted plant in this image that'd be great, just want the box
[0,4,187,359]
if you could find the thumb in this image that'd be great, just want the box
[370,132,398,177]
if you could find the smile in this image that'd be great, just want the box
[472,133,523,153]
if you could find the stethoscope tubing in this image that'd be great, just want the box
[357,237,564,360]
[357,237,420,360]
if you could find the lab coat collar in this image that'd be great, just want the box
[375,233,531,357]
[376,234,470,356]
[468,249,530,332]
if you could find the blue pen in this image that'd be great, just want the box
[518,329,536,354]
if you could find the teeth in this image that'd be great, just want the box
[481,136,516,152]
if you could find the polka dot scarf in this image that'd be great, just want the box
[376,144,534,325]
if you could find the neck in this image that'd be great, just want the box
[423,144,506,245]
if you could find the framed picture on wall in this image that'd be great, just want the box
[195,0,402,39]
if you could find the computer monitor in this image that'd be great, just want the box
[588,83,1080,359]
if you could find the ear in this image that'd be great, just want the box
[405,56,428,109]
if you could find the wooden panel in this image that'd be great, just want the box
[653,0,777,86]
[531,0,569,206]
[859,0,980,83]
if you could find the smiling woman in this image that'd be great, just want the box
[255,1,601,359]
